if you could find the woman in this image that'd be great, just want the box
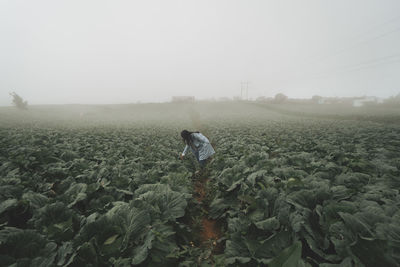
[180,130,215,169]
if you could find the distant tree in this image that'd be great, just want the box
[384,93,400,106]
[9,92,28,110]
[392,93,400,102]
[274,93,288,103]
[256,96,268,102]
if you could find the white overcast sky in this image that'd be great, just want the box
[1,0,400,105]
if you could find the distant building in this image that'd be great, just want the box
[317,97,354,105]
[353,96,382,107]
[171,96,195,103]
[218,97,232,102]
[288,98,310,104]
[256,96,268,102]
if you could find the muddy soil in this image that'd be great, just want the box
[193,174,223,253]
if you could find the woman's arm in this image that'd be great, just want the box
[182,145,189,156]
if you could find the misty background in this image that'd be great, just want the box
[1,0,400,106]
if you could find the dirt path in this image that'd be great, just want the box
[193,174,223,252]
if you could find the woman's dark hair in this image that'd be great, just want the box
[181,130,198,144]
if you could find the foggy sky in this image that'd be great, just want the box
[1,0,400,106]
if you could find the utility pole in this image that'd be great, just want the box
[241,81,250,100]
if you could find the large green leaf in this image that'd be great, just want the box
[0,227,54,265]
[64,183,87,208]
[56,241,76,266]
[269,241,302,267]
[0,199,18,214]
[106,204,151,252]
[254,216,280,231]
[22,192,49,210]
[319,257,353,267]
[225,238,251,265]
[350,236,397,267]
[30,242,57,267]
[131,230,154,265]
[209,197,232,219]
[338,212,374,239]
[135,184,188,221]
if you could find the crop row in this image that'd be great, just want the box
[1,117,400,266]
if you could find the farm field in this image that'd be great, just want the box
[1,102,400,266]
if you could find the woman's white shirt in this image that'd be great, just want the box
[182,133,215,160]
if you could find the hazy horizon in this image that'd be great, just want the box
[1,0,400,106]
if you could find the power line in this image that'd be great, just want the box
[352,14,400,40]
[333,26,400,56]
[298,15,400,67]
[273,53,400,89]
[273,21,400,86]
[295,26,400,74]
[343,58,400,74]
[309,54,400,79]
[272,15,400,82]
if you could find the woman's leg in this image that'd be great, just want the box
[194,150,209,171]
[194,150,200,162]
[199,159,207,169]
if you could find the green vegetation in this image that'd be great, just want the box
[0,102,399,266]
